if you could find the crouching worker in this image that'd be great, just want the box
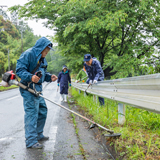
[16,37,58,149]
[57,65,71,102]
[83,54,105,105]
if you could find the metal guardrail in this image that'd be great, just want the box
[72,73,160,116]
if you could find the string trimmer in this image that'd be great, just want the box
[1,70,121,137]
[76,75,88,83]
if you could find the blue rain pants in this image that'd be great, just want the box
[60,85,69,94]
[86,79,105,106]
[21,89,47,147]
[19,62,50,148]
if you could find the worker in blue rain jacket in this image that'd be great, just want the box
[57,65,71,102]
[83,54,105,105]
[16,37,58,149]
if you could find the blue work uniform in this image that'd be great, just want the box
[16,37,52,148]
[58,70,71,94]
[84,57,105,105]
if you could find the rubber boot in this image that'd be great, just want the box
[61,94,64,102]
[64,94,67,102]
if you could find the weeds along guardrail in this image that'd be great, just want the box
[72,73,160,125]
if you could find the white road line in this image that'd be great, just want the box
[49,126,58,141]
[44,126,58,153]
[44,108,59,154]
[7,95,20,101]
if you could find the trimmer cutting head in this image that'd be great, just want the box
[104,133,121,137]
[88,123,121,138]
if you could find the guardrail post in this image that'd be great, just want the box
[118,103,125,125]
[79,90,81,94]
[84,91,86,97]
[93,95,97,104]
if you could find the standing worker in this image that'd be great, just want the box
[16,37,58,149]
[83,54,105,105]
[57,65,71,102]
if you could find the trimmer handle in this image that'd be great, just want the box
[35,71,42,78]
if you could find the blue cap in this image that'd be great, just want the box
[62,65,67,69]
[48,43,54,51]
[84,54,92,61]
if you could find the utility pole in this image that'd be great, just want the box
[8,48,10,71]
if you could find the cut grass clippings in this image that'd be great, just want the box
[70,87,160,160]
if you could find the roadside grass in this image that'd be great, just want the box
[70,87,160,160]
[0,85,18,91]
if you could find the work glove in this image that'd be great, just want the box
[93,80,97,84]
[89,80,93,84]
[58,83,60,86]
[75,80,78,83]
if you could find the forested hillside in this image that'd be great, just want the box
[0,11,41,78]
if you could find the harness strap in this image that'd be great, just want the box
[31,58,43,74]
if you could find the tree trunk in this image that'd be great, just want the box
[98,52,116,78]
[103,67,116,79]
[99,52,104,67]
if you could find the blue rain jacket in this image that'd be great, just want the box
[16,37,52,92]
[84,58,105,105]
[58,70,71,94]
[84,57,104,84]
[16,37,52,148]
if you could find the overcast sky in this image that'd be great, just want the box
[0,0,55,37]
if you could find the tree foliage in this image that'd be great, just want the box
[46,46,83,76]
[0,13,41,77]
[9,0,160,78]
[45,47,67,76]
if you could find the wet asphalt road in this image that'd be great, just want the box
[0,82,109,160]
